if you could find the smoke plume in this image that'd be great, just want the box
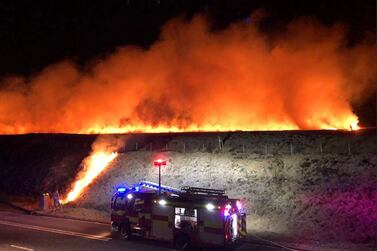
[0,14,375,133]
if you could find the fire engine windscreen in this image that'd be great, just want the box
[0,14,375,133]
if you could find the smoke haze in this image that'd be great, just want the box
[0,14,375,133]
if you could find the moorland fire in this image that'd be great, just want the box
[0,15,375,134]
[62,151,118,204]
[61,135,123,204]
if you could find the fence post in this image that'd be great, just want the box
[135,142,138,151]
[319,141,323,154]
[218,136,222,151]
[242,144,245,153]
[290,142,293,155]
[183,143,186,153]
[348,142,351,155]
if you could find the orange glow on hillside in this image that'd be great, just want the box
[61,151,118,204]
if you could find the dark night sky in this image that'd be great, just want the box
[0,0,375,126]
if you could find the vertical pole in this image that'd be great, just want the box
[320,141,323,154]
[218,136,222,151]
[183,143,186,153]
[290,142,293,155]
[158,165,161,196]
[135,142,138,151]
[242,144,245,153]
[348,143,351,155]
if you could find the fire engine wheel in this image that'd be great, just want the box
[119,223,132,240]
[174,234,191,250]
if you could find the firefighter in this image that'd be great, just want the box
[53,188,60,209]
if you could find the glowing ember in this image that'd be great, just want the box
[62,151,118,204]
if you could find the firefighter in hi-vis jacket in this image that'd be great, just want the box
[110,181,247,249]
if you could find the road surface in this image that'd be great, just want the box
[0,203,290,251]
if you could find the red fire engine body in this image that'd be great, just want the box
[111,181,246,249]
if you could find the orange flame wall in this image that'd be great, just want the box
[0,15,375,134]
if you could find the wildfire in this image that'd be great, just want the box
[61,151,118,204]
[349,120,360,131]
[80,119,359,134]
[0,15,375,134]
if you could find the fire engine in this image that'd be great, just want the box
[111,181,247,249]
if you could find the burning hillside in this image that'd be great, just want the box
[0,14,375,134]
[61,135,124,204]
[61,151,118,204]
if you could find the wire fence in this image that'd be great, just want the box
[120,135,375,155]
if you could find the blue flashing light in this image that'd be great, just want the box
[117,187,126,193]
[135,186,140,192]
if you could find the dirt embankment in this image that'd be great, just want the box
[72,130,376,250]
[1,130,376,250]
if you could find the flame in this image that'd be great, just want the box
[62,151,118,204]
[0,15,375,134]
[350,120,360,131]
[79,118,358,133]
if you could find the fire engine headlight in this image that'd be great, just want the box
[127,193,133,200]
[206,203,215,210]
[158,199,167,206]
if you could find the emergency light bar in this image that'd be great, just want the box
[117,187,126,192]
[153,158,166,166]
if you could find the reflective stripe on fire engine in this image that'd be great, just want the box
[199,224,223,235]
[138,213,151,220]
[203,226,223,234]
[128,216,139,224]
[112,210,125,216]
[152,215,168,221]
[151,214,174,229]
[152,219,169,230]
[198,220,223,229]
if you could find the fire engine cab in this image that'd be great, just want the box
[111,181,246,249]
